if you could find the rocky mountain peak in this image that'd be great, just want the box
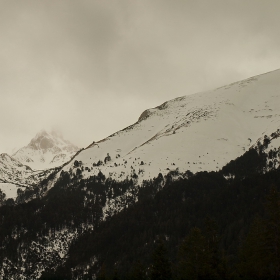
[12,130,79,170]
[28,131,54,151]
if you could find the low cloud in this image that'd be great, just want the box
[1,0,280,152]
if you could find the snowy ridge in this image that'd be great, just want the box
[59,69,280,183]
[0,153,41,186]
[0,152,57,199]
[2,69,280,279]
[13,130,79,171]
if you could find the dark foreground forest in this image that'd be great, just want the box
[1,148,280,279]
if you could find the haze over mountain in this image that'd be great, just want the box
[12,130,79,171]
[0,130,79,198]
[2,1,280,156]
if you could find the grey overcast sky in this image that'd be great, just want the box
[1,0,280,153]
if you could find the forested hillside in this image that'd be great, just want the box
[1,146,280,279]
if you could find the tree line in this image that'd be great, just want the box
[0,148,279,279]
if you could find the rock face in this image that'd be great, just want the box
[13,130,79,170]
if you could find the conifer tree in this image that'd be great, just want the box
[265,186,280,278]
[238,216,268,279]
[112,268,120,280]
[177,227,211,280]
[238,186,280,279]
[97,263,107,280]
[204,217,219,267]
[150,238,172,280]
[204,217,227,279]
[129,261,146,280]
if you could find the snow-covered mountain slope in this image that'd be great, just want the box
[59,69,280,182]
[13,130,79,170]
[0,153,33,184]
[0,153,54,188]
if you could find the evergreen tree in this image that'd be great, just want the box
[265,186,280,278]
[203,217,227,279]
[150,238,172,280]
[204,217,219,266]
[238,216,269,279]
[112,268,120,280]
[97,263,107,280]
[129,261,146,280]
[177,227,212,280]
[238,187,280,279]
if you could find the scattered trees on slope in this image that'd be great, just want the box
[1,148,280,279]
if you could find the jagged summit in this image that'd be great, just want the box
[13,130,79,170]
[27,129,73,151]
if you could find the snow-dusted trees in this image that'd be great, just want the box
[0,190,5,205]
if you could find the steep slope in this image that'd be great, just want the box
[13,130,79,170]
[60,69,280,182]
[2,69,280,279]
[0,131,79,198]
[0,153,56,198]
[0,153,34,185]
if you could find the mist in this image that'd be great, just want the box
[1,0,280,152]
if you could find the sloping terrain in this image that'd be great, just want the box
[0,145,278,279]
[0,130,79,199]
[13,130,79,171]
[1,69,280,278]
[0,153,58,200]
[0,153,33,184]
[0,153,51,187]
[60,69,280,182]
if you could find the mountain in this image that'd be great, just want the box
[13,130,79,171]
[0,152,58,200]
[0,130,79,199]
[0,141,279,279]
[1,69,280,279]
[59,69,280,183]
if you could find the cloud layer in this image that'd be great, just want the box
[1,0,280,152]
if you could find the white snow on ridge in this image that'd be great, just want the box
[57,70,280,180]
[59,69,280,182]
